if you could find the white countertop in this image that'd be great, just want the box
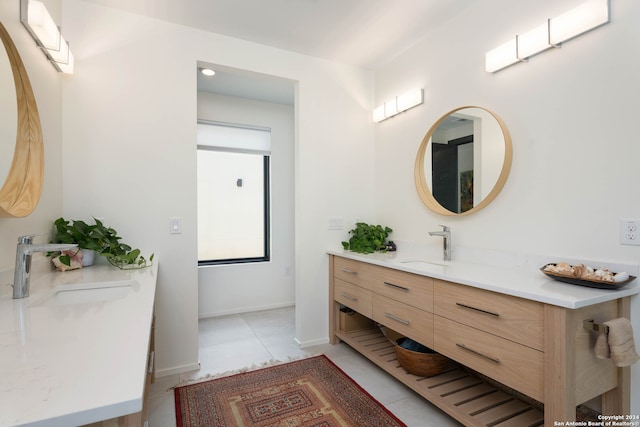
[0,260,158,427]
[328,249,639,308]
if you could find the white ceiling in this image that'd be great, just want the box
[82,0,477,103]
[83,0,476,69]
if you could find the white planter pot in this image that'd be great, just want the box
[81,249,96,266]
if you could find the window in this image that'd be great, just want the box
[197,121,270,265]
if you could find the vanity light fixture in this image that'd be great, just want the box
[485,39,519,74]
[20,0,74,74]
[549,0,609,44]
[517,22,555,59]
[373,88,423,123]
[485,0,609,73]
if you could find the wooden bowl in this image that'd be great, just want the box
[395,338,449,377]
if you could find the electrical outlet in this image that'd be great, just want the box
[620,219,640,246]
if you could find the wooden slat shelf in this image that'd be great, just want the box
[335,327,544,427]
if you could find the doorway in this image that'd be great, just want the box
[196,63,297,320]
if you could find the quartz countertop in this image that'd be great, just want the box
[0,260,158,427]
[328,249,639,308]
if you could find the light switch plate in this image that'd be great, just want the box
[328,216,343,230]
[170,217,182,234]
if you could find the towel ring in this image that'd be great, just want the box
[584,319,609,335]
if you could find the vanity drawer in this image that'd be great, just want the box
[370,264,434,312]
[333,257,371,289]
[334,278,372,318]
[372,294,433,348]
[434,280,544,351]
[435,316,543,402]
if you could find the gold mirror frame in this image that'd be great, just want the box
[0,22,44,218]
[414,106,512,216]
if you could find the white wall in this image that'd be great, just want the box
[61,0,375,375]
[197,92,295,317]
[374,0,640,412]
[0,1,63,271]
[5,0,639,414]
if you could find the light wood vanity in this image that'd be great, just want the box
[329,253,637,426]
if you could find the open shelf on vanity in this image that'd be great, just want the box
[335,327,544,427]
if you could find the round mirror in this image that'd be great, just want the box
[0,32,17,186]
[0,23,44,218]
[414,106,512,216]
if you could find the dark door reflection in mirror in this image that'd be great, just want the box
[415,106,512,216]
[432,134,473,213]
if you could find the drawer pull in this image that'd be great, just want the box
[341,292,358,302]
[456,343,501,364]
[384,281,409,292]
[455,302,500,317]
[384,312,410,325]
[340,268,358,275]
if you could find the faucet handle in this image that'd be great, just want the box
[438,225,450,232]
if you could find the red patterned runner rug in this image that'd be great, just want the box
[174,355,406,426]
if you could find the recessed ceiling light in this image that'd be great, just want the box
[200,68,215,77]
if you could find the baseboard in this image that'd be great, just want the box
[155,361,201,378]
[199,302,294,319]
[294,336,330,348]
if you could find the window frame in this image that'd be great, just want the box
[197,121,271,266]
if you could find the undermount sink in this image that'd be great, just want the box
[399,259,449,267]
[30,280,136,307]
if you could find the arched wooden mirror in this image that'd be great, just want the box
[414,106,512,216]
[0,22,44,217]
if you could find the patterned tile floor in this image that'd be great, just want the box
[148,306,460,426]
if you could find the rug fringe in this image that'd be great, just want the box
[168,352,320,391]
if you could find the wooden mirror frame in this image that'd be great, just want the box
[0,22,44,218]
[414,106,512,216]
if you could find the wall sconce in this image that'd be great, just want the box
[20,0,74,74]
[485,0,609,73]
[373,88,423,123]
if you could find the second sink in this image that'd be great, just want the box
[400,260,449,267]
[30,280,136,307]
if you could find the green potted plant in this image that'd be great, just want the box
[50,218,101,267]
[50,217,153,270]
[342,222,395,254]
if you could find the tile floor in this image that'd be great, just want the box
[148,306,460,426]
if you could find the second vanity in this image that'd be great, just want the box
[328,250,639,426]
[0,260,157,427]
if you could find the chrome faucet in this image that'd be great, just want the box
[13,235,78,299]
[428,225,451,261]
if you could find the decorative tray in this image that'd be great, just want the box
[540,263,636,290]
